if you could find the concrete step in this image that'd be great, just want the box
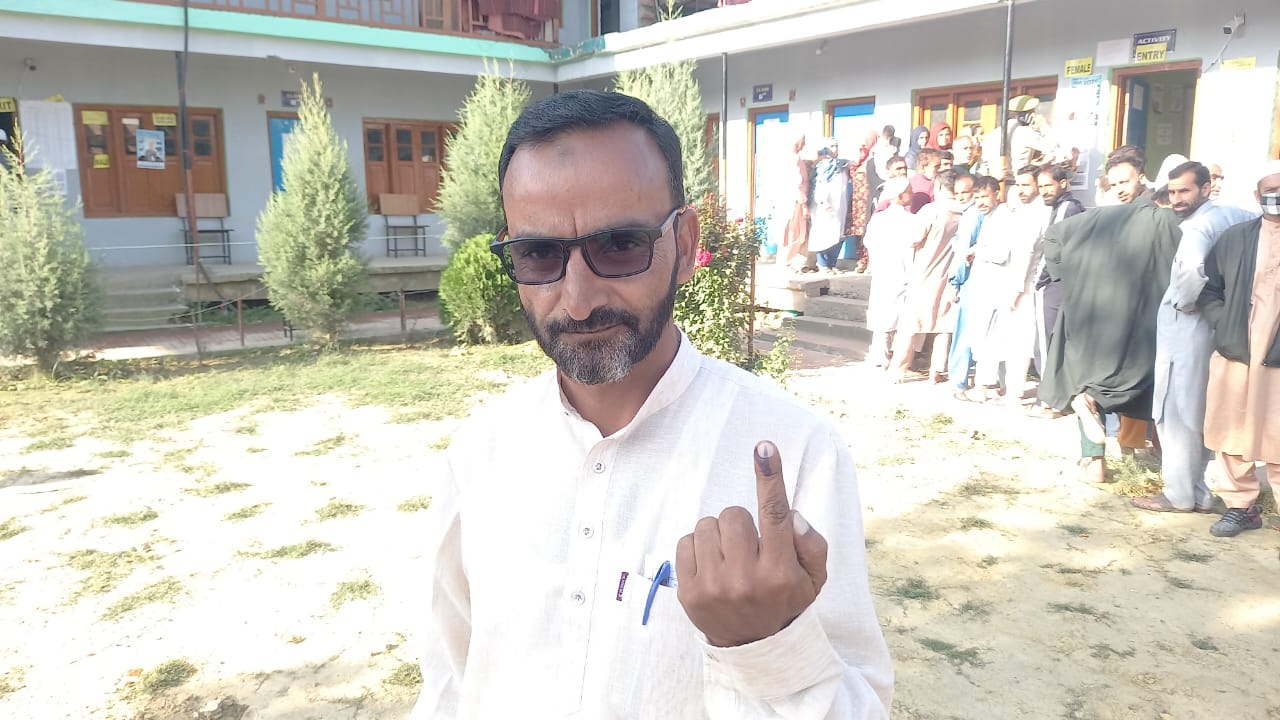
[773,316,871,359]
[102,286,183,310]
[803,295,868,324]
[826,273,873,300]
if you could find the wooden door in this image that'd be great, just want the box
[363,122,390,209]
[415,126,441,212]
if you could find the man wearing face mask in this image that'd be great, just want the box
[1196,161,1280,537]
[1132,162,1260,514]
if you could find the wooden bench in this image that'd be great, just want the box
[379,193,428,258]
[175,193,234,265]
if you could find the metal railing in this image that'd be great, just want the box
[128,0,559,45]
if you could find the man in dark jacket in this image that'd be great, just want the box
[1038,182,1181,483]
[1032,164,1086,383]
[1195,161,1280,537]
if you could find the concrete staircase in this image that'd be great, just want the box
[99,267,188,333]
[754,262,873,360]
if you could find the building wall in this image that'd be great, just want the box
[691,0,1279,217]
[1,38,553,267]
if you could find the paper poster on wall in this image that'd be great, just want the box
[136,129,166,169]
[1223,57,1256,70]
[0,97,15,113]
[18,100,77,171]
[1064,57,1094,77]
[1155,124,1174,146]
[1058,74,1105,190]
[152,112,177,126]
[1095,39,1131,67]
[93,153,110,169]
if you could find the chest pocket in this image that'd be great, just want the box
[604,575,706,719]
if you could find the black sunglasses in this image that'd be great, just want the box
[490,207,684,285]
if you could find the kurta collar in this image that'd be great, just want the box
[554,328,701,440]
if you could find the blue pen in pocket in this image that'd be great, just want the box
[641,560,672,626]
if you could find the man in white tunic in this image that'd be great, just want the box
[412,91,892,719]
[1133,161,1259,513]
[862,177,919,367]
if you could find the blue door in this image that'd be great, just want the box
[1124,78,1149,150]
[268,115,299,192]
[752,109,790,256]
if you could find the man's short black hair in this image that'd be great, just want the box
[888,154,907,168]
[1169,160,1211,188]
[973,175,1001,194]
[498,90,685,207]
[941,150,954,162]
[1016,164,1041,180]
[883,125,895,137]
[1153,186,1171,206]
[1039,163,1074,184]
[935,169,959,193]
[1106,145,1146,174]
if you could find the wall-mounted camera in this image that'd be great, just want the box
[23,57,37,72]
[1222,12,1245,35]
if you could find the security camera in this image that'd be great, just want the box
[22,57,36,71]
[1223,12,1245,35]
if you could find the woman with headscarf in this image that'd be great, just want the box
[809,138,851,274]
[846,131,879,273]
[903,125,929,176]
[926,121,953,152]
[781,134,815,272]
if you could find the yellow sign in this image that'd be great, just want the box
[152,112,177,126]
[81,110,109,125]
[0,97,15,113]
[1223,57,1256,70]
[1135,42,1167,64]
[1064,57,1094,77]
[93,154,111,169]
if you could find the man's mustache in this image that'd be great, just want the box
[547,308,641,335]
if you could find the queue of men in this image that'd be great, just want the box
[863,137,1279,539]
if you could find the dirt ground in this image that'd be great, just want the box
[1,357,1278,719]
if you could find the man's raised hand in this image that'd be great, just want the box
[674,441,828,647]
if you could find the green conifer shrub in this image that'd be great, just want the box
[436,68,531,252]
[0,132,100,374]
[256,74,368,347]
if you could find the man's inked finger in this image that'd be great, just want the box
[753,440,796,559]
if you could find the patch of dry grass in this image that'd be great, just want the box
[64,548,152,599]
[100,508,158,528]
[242,540,337,560]
[103,577,184,621]
[397,496,432,513]
[224,503,270,522]
[134,659,197,695]
[0,517,30,541]
[330,578,379,610]
[315,499,365,521]
[383,662,423,688]
[183,481,250,498]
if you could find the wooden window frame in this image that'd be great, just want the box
[911,77,1058,133]
[74,104,226,219]
[361,117,454,213]
[822,96,876,138]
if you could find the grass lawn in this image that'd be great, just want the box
[2,339,552,445]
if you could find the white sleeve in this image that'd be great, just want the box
[1169,224,1213,312]
[699,427,893,719]
[410,456,470,720]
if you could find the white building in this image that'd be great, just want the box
[2,0,1277,273]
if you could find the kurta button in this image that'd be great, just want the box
[592,462,605,473]
[581,526,594,538]
[571,590,586,605]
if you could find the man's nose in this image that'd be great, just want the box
[557,246,607,321]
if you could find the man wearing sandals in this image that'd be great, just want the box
[1132,162,1258,514]
[1195,161,1280,537]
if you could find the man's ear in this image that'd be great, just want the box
[675,206,700,285]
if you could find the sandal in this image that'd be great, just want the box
[1131,493,1194,513]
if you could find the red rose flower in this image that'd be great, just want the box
[695,249,713,268]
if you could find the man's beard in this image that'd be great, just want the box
[524,262,679,386]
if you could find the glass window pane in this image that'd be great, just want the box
[420,131,437,163]
[366,128,383,145]
[122,117,140,155]
[395,128,412,145]
[161,127,177,160]
[194,140,213,157]
[963,101,983,123]
[86,124,109,155]
[368,146,384,162]
[397,144,413,162]
[193,118,212,138]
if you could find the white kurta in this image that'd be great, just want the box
[1153,202,1261,426]
[1152,201,1259,506]
[970,201,1050,385]
[412,333,894,719]
[863,203,922,333]
[809,161,850,253]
